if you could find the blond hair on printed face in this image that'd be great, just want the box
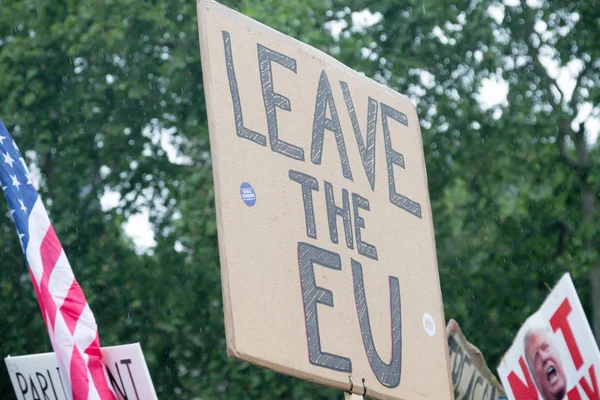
[522,316,554,369]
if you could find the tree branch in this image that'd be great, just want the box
[557,121,588,172]
[552,219,574,258]
[523,1,593,176]
[521,1,564,106]
[570,63,588,112]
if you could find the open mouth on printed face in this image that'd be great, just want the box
[546,364,558,384]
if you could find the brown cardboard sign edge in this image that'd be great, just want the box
[196,0,239,355]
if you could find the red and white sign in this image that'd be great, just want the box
[497,273,600,399]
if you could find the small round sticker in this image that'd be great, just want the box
[240,182,256,207]
[422,313,436,337]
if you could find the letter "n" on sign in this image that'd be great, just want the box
[507,356,539,399]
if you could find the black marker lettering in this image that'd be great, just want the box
[46,369,58,400]
[454,349,472,390]
[36,372,50,400]
[340,81,377,190]
[380,103,422,218]
[289,170,319,239]
[107,362,128,399]
[222,31,267,147]
[352,259,402,388]
[311,70,353,180]
[324,181,353,249]
[448,335,466,386]
[30,376,41,400]
[56,367,67,398]
[121,359,139,400]
[462,370,478,400]
[352,193,378,261]
[488,385,497,400]
[16,372,28,396]
[298,242,352,372]
[257,44,304,161]
[473,376,485,399]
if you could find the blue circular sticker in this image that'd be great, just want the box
[240,182,256,207]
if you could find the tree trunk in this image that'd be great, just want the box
[581,183,600,345]
[591,267,600,345]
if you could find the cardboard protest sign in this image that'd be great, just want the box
[196,1,452,398]
[447,319,506,399]
[497,273,600,399]
[4,343,157,400]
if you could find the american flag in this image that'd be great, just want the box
[0,120,116,400]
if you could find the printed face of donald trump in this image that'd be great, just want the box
[524,328,567,400]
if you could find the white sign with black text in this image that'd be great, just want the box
[4,343,157,400]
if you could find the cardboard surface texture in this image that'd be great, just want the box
[197,1,453,398]
[4,343,157,400]
[447,319,506,399]
[497,273,600,400]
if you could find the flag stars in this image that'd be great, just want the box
[10,174,21,189]
[0,135,6,144]
[18,199,27,213]
[3,152,15,168]
[12,139,18,151]
[19,158,33,185]
[17,231,25,248]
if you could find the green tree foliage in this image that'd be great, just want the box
[0,0,598,398]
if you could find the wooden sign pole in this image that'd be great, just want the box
[343,377,366,399]
[343,393,364,400]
